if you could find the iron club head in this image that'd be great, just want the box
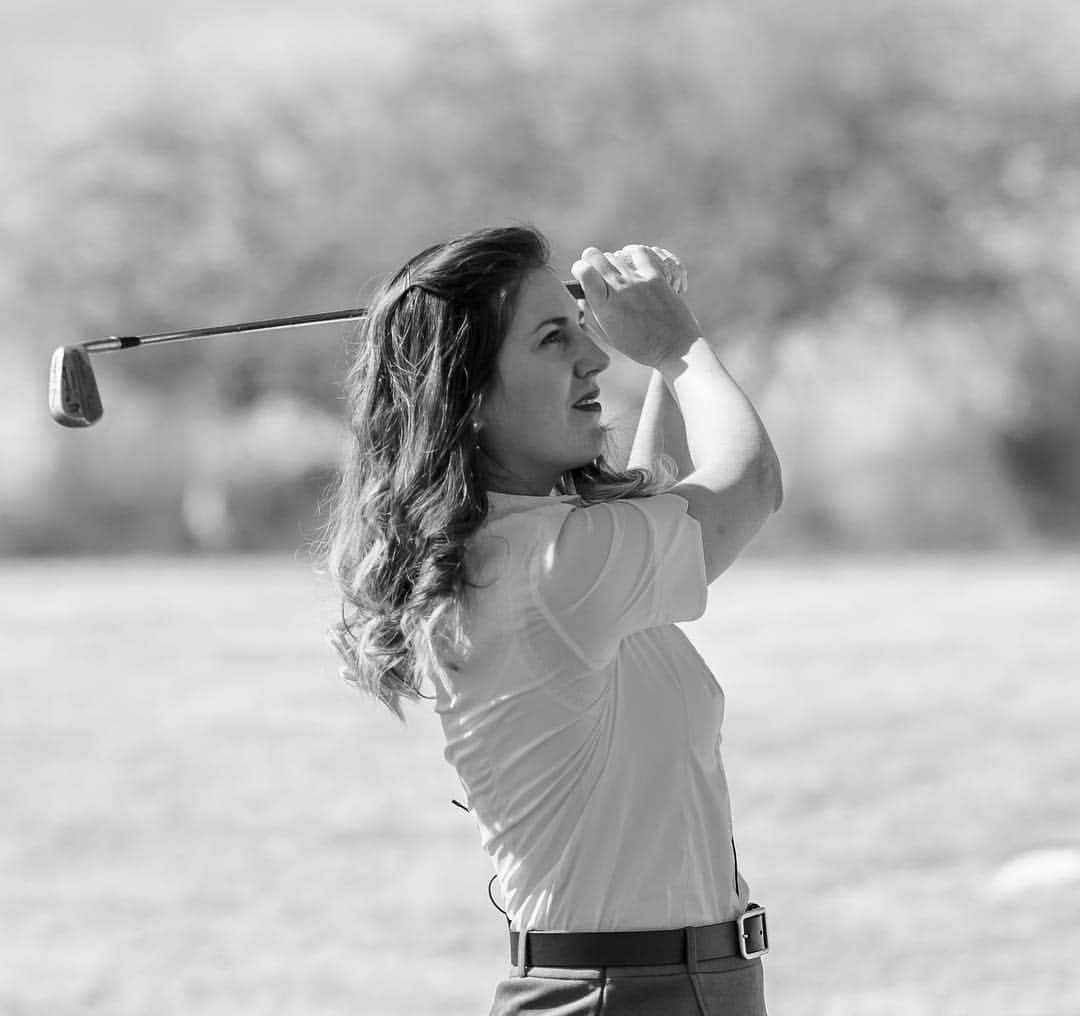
[49,346,103,427]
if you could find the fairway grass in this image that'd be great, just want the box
[1,553,1077,1015]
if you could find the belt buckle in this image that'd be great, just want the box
[736,905,769,959]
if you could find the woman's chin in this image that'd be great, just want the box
[572,443,605,470]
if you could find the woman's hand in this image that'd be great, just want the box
[610,245,688,296]
[570,244,701,369]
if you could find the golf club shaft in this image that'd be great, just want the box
[83,308,367,354]
[83,281,586,354]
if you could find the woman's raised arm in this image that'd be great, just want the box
[659,337,782,582]
[573,244,782,584]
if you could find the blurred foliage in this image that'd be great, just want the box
[4,0,1080,553]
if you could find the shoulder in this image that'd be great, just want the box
[481,491,696,548]
[468,490,699,582]
[535,492,699,575]
[464,493,577,588]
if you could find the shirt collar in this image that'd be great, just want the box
[485,489,580,521]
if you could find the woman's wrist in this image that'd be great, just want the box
[655,335,712,380]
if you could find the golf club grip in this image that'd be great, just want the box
[84,281,586,353]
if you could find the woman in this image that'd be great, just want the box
[318,225,782,1015]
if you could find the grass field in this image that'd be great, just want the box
[1,553,1078,1015]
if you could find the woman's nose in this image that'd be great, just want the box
[578,332,610,376]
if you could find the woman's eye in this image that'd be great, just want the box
[542,331,564,346]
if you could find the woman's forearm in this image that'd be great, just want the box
[658,338,783,510]
[627,369,694,479]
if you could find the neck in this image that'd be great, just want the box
[479,456,561,496]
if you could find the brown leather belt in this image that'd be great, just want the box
[509,905,769,968]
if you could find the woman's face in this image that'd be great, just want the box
[477,266,611,495]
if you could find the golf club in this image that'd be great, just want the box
[49,280,586,428]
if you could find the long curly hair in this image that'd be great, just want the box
[313,225,676,723]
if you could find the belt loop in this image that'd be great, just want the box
[516,927,529,977]
[685,925,710,1016]
[685,925,698,973]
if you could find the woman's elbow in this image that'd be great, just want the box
[744,451,782,535]
[763,450,783,512]
[741,446,783,517]
[700,453,783,581]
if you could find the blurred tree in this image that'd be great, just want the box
[7,0,1080,552]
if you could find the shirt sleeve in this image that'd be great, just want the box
[527,492,708,666]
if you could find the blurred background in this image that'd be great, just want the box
[4,0,1080,554]
[3,1,1078,1014]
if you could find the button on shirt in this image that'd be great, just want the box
[432,489,750,933]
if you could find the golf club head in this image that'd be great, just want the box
[49,346,103,427]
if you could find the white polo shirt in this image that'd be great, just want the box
[432,489,750,933]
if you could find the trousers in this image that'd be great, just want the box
[487,953,767,1015]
